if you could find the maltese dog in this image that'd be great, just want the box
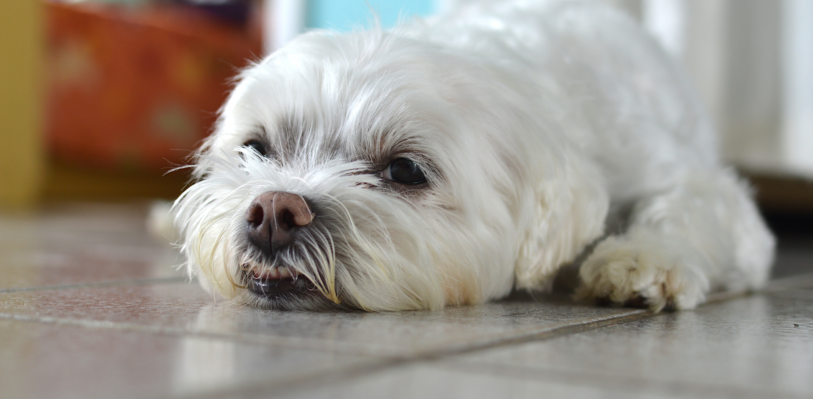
[173,0,775,312]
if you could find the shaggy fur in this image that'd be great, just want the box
[173,0,775,311]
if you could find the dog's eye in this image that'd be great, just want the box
[243,139,267,157]
[381,158,426,185]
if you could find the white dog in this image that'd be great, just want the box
[173,0,775,312]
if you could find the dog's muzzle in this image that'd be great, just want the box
[244,191,316,297]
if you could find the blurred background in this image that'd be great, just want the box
[1,0,811,217]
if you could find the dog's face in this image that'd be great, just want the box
[174,30,607,311]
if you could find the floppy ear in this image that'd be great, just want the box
[514,149,609,291]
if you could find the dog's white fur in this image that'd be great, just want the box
[174,0,775,311]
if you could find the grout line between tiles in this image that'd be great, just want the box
[1,274,806,358]
[0,308,652,399]
[0,311,404,357]
[177,275,813,398]
[0,277,188,294]
[174,311,654,399]
[412,309,651,358]
[0,306,646,358]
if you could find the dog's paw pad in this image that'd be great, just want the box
[576,236,709,311]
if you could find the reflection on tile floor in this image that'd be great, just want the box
[0,319,376,399]
[1,203,812,399]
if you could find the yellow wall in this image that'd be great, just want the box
[0,1,45,210]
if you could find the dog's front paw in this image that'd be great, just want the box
[576,235,710,311]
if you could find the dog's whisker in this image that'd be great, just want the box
[213,225,244,292]
[294,233,337,303]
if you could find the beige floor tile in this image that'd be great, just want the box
[275,361,713,399]
[0,319,376,399]
[0,203,183,290]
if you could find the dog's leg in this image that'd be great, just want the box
[576,169,775,311]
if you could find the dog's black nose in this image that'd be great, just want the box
[246,192,314,255]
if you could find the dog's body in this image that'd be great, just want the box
[174,0,775,311]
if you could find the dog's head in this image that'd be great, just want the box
[174,29,607,311]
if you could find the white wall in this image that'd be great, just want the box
[611,0,813,179]
[264,0,813,179]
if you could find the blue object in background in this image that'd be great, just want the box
[305,0,437,31]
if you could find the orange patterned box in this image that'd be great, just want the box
[46,2,261,172]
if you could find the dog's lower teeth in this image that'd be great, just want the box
[247,267,317,297]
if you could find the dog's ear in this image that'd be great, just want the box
[514,149,609,291]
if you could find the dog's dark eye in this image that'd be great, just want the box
[243,139,267,157]
[382,158,426,185]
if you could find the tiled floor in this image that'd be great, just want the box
[1,204,811,399]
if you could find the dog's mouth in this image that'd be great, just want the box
[243,264,317,298]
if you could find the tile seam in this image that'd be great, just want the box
[0,277,188,293]
[174,310,656,399]
[0,308,646,358]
